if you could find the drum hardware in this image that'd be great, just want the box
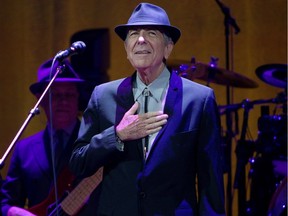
[246,109,287,216]
[256,114,287,157]
[218,94,287,159]
[247,151,287,215]
[242,89,287,215]
[231,98,256,216]
[218,92,287,216]
[168,58,259,88]
[246,154,284,216]
[218,91,287,116]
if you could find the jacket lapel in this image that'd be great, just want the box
[116,74,144,159]
[163,72,182,117]
[146,72,182,161]
[115,75,135,125]
[32,129,53,180]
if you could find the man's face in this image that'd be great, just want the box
[38,82,79,129]
[124,27,173,72]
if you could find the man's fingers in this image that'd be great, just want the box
[141,113,168,122]
[125,102,139,116]
[145,119,168,130]
[145,111,164,118]
[119,108,169,140]
[146,126,163,134]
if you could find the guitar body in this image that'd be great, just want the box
[28,167,74,215]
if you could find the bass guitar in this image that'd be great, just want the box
[29,167,103,216]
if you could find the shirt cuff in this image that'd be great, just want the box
[115,134,124,151]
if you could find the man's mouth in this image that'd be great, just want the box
[135,50,151,54]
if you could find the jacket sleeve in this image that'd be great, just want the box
[1,143,27,216]
[69,86,122,178]
[197,89,226,216]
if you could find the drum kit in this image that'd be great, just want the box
[168,58,287,216]
[168,58,259,88]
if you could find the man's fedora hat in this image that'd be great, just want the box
[29,59,84,95]
[115,3,181,44]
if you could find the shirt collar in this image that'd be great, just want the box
[134,67,170,102]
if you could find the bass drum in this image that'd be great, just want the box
[267,177,287,216]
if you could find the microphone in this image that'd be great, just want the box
[55,41,86,61]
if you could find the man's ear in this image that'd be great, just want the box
[164,43,174,60]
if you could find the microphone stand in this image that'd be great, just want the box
[0,58,64,168]
[215,1,240,216]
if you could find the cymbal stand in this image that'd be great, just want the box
[233,99,254,216]
[0,59,65,168]
[215,0,240,215]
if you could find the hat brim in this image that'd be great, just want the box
[115,24,181,44]
[29,78,84,95]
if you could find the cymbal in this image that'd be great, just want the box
[168,60,259,88]
[255,64,287,89]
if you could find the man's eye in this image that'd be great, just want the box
[129,31,138,36]
[147,31,158,37]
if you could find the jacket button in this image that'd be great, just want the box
[139,191,146,199]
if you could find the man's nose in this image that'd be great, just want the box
[138,36,145,43]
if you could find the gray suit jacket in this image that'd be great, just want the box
[70,71,225,216]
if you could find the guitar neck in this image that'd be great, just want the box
[28,167,74,216]
[57,167,103,216]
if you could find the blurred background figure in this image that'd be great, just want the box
[0,59,85,216]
